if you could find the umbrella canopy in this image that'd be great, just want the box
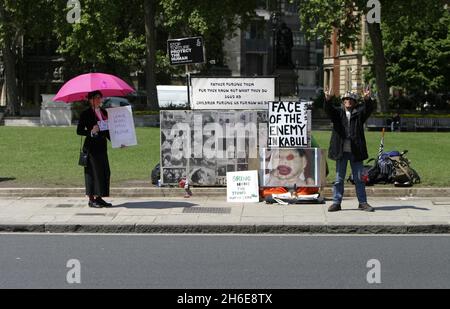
[53,73,135,103]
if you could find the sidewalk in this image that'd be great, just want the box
[1,194,450,234]
[2,186,450,198]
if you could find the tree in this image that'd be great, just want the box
[296,0,390,112]
[0,1,19,115]
[159,0,258,66]
[144,0,158,109]
[139,0,258,108]
[0,0,60,115]
[0,0,48,116]
[53,0,258,109]
[53,0,146,80]
[366,0,450,96]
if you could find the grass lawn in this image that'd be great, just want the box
[0,127,449,187]
[313,131,450,187]
[0,127,160,187]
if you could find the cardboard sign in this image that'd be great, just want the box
[226,170,259,203]
[107,106,137,148]
[190,77,275,110]
[167,37,205,65]
[268,101,309,148]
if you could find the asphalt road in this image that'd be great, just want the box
[0,234,449,289]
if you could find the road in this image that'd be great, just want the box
[0,234,449,289]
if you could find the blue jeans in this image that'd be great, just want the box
[333,152,367,204]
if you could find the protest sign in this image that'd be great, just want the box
[160,110,267,186]
[167,37,205,65]
[107,106,137,148]
[226,171,259,203]
[190,77,275,110]
[268,101,309,148]
[260,148,323,188]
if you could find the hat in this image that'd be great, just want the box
[342,91,359,102]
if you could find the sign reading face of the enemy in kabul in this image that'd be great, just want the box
[167,37,205,66]
[268,101,309,148]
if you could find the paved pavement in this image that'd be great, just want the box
[1,194,450,234]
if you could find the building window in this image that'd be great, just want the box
[346,68,352,92]
[282,0,298,14]
[324,45,332,58]
[293,31,306,47]
[246,19,266,40]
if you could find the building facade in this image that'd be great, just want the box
[323,19,370,97]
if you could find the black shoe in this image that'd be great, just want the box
[96,197,112,207]
[328,203,342,212]
[359,203,375,212]
[88,200,103,208]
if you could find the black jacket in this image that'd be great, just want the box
[76,107,111,153]
[324,98,375,161]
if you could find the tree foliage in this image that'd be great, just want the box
[160,0,258,66]
[295,0,368,49]
[53,0,146,76]
[0,0,55,115]
[368,0,450,94]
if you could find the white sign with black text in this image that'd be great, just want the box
[191,77,275,110]
[107,106,138,149]
[226,171,259,203]
[268,101,309,148]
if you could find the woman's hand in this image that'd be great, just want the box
[91,125,100,135]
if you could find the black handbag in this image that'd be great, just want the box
[78,137,88,167]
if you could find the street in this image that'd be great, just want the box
[0,234,449,289]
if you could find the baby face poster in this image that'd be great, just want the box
[260,148,322,188]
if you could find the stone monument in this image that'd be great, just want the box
[275,22,298,97]
[40,94,72,126]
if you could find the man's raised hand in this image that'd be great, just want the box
[325,86,332,101]
[364,85,372,100]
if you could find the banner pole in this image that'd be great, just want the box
[186,64,191,108]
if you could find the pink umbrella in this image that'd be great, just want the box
[53,73,135,103]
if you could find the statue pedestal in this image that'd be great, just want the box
[275,68,298,97]
[40,94,72,126]
[206,65,232,76]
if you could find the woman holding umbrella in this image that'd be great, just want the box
[77,90,112,208]
[55,72,135,207]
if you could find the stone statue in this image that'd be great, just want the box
[276,22,294,68]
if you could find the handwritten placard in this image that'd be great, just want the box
[107,106,137,148]
[226,170,259,203]
[268,101,308,148]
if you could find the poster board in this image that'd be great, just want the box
[226,171,259,203]
[107,106,137,148]
[160,110,267,186]
[190,77,275,110]
[268,101,309,148]
[260,148,323,188]
[167,37,205,65]
[159,110,324,188]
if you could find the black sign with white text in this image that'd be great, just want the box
[167,37,205,65]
